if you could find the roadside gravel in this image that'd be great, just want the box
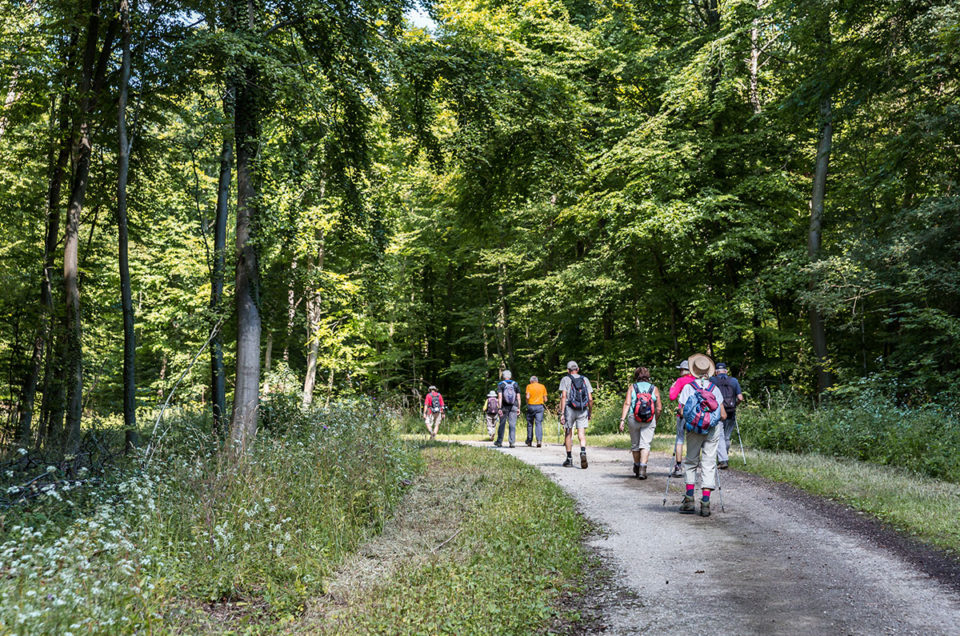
[476,442,960,635]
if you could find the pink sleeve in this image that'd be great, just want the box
[438,394,445,407]
[424,396,431,407]
[669,376,693,401]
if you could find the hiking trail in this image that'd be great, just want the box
[473,442,960,635]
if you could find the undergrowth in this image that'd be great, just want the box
[0,399,419,633]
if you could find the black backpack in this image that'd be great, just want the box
[430,393,442,412]
[567,374,589,410]
[713,376,738,413]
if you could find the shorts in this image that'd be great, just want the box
[675,415,685,444]
[628,415,656,451]
[563,406,589,430]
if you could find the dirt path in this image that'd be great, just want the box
[472,441,960,635]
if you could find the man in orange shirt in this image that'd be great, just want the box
[525,376,547,447]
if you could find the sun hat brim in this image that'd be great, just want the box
[686,353,715,379]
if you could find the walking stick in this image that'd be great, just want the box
[736,425,746,466]
[662,466,672,506]
[715,463,725,513]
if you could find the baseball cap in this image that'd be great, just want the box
[675,360,689,370]
[566,360,578,371]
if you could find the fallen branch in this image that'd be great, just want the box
[142,317,223,467]
[432,527,463,553]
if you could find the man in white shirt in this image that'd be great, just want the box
[559,361,593,468]
[677,354,726,517]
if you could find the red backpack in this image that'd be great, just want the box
[632,383,656,423]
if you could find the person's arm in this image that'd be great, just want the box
[516,382,522,409]
[736,379,744,404]
[587,382,594,419]
[423,397,429,418]
[439,394,445,417]
[654,386,663,415]
[619,387,632,432]
[559,390,567,423]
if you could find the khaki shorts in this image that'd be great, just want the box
[628,415,656,451]
[563,406,589,430]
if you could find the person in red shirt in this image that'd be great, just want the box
[668,360,696,477]
[423,385,445,439]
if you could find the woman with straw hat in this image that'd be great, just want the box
[676,353,726,517]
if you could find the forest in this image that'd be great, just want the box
[1,0,958,452]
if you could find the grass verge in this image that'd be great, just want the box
[302,443,590,634]
[729,448,960,556]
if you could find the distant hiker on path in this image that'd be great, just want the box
[423,385,445,440]
[496,370,521,448]
[559,361,593,469]
[525,376,547,447]
[619,367,661,479]
[710,362,744,469]
[483,390,499,441]
[668,360,695,478]
[678,354,726,517]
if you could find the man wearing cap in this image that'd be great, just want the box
[495,370,522,448]
[710,363,744,469]
[525,375,547,447]
[559,361,593,468]
[423,385,445,440]
[677,354,726,517]
[668,360,696,477]
[483,390,499,441]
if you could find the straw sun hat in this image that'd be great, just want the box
[687,353,715,379]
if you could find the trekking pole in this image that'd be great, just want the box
[662,466,672,506]
[715,464,725,513]
[736,426,747,466]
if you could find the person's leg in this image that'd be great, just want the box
[496,410,507,445]
[562,419,574,466]
[725,414,737,457]
[638,422,655,466]
[672,415,685,476]
[628,415,642,474]
[680,431,705,512]
[485,414,496,439]
[508,408,518,446]
[698,425,721,516]
[425,413,434,437]
[525,407,534,445]
[534,405,544,444]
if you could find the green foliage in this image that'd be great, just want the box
[739,383,960,483]
[0,402,420,632]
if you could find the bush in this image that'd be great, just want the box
[739,383,960,483]
[0,400,420,633]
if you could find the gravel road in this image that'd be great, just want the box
[475,441,960,635]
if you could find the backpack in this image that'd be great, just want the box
[567,374,589,410]
[713,375,738,413]
[486,396,499,414]
[430,393,441,413]
[682,381,720,434]
[502,382,517,407]
[632,383,656,423]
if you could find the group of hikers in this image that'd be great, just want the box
[422,353,744,518]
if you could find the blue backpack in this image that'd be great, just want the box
[682,382,720,434]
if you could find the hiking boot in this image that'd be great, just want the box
[679,496,696,514]
[562,457,573,467]
[633,464,640,478]
[525,440,532,447]
[699,500,711,517]
[639,465,648,480]
[670,463,683,478]
[509,443,516,448]
[580,452,588,469]
[718,461,729,470]
[493,441,503,448]
[536,442,542,448]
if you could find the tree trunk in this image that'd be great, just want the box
[210,86,233,436]
[117,0,136,432]
[749,0,765,114]
[808,95,833,394]
[229,26,263,449]
[284,258,297,363]
[302,242,325,407]
[0,66,19,138]
[63,2,117,455]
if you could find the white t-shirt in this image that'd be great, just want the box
[678,378,724,417]
[559,373,593,397]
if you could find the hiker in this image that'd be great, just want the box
[483,390,499,441]
[559,361,593,468]
[495,370,522,448]
[677,354,726,517]
[423,385,445,439]
[525,375,547,447]
[668,360,696,477]
[710,362,744,469]
[619,367,662,479]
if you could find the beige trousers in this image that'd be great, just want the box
[682,424,722,490]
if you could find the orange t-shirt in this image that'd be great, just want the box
[525,382,547,405]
